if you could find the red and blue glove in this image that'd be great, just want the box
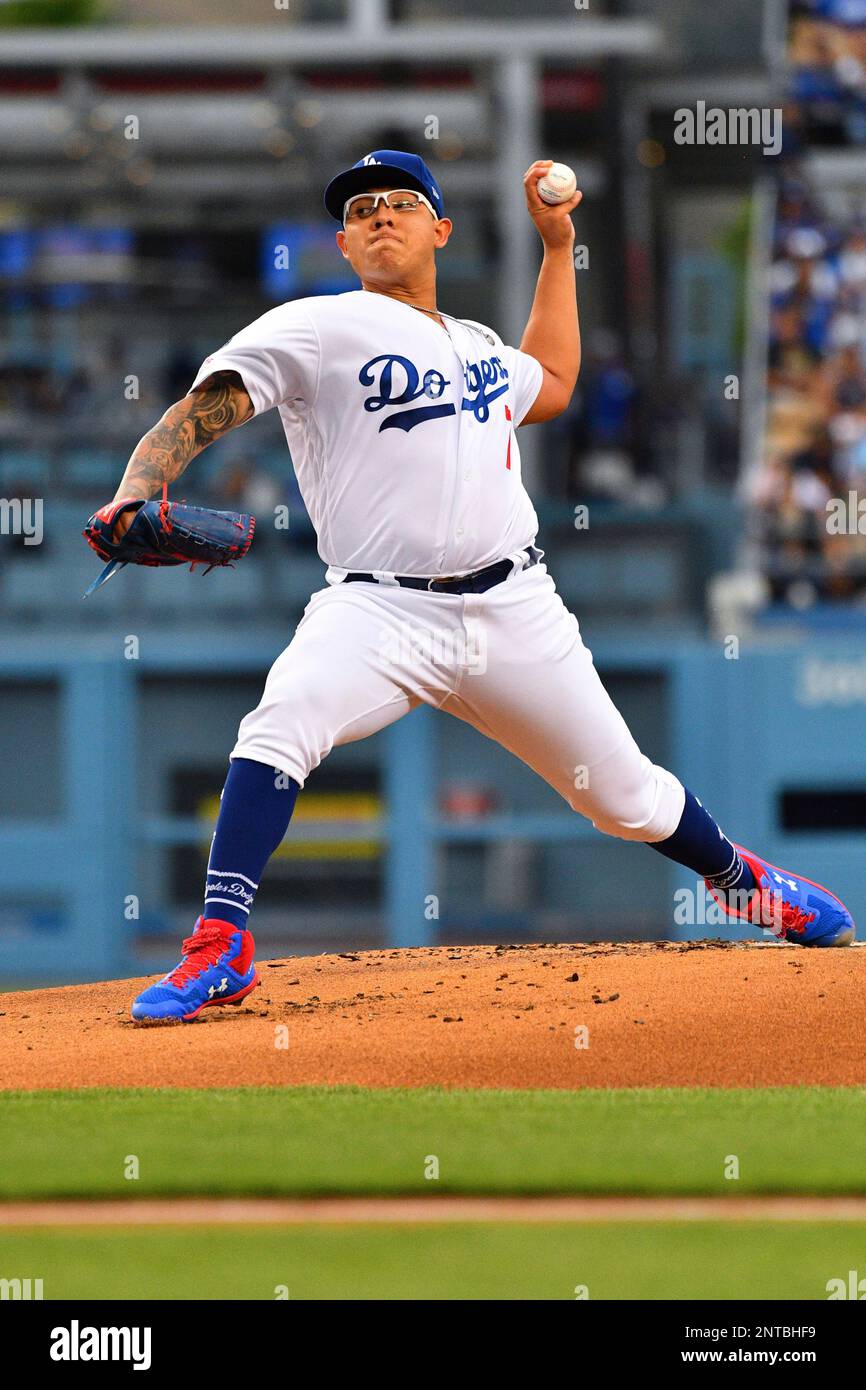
[83,492,255,596]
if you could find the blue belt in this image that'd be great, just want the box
[344,546,541,595]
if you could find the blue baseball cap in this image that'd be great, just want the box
[323,149,445,224]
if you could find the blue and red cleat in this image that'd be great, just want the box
[706,845,856,947]
[131,917,259,1021]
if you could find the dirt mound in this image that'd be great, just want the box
[1,940,863,1091]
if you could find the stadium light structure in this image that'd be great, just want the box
[0,21,663,67]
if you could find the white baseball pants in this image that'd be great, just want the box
[231,560,685,843]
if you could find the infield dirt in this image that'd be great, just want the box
[1,939,863,1091]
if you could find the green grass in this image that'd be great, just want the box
[2,1085,866,1199]
[0,1222,862,1299]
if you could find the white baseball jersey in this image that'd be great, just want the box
[193,285,684,847]
[190,288,544,578]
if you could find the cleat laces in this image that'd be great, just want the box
[166,923,234,987]
[756,887,816,939]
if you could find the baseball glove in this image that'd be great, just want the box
[82,488,256,597]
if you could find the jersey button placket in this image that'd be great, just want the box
[442,334,469,570]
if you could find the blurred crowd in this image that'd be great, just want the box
[758,180,866,603]
[752,1,866,607]
[789,0,866,143]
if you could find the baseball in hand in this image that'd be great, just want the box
[537,163,577,205]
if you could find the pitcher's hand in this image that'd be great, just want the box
[523,160,583,252]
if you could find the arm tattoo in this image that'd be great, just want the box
[112,371,253,501]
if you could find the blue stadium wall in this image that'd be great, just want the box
[1,633,863,983]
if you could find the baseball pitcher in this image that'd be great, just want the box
[84,151,855,1022]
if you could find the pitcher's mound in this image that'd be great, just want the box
[1,940,863,1091]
